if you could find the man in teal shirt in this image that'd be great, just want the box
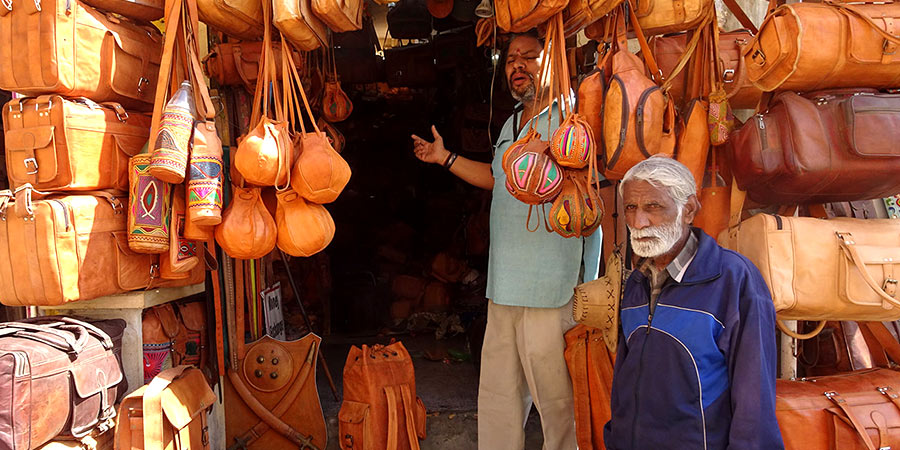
[412,32,601,449]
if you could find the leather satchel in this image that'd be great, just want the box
[339,341,427,450]
[0,0,162,110]
[81,0,163,20]
[494,0,567,33]
[727,90,900,205]
[633,0,713,36]
[744,1,900,92]
[777,368,900,450]
[203,42,303,89]
[115,366,217,450]
[196,0,263,41]
[143,300,209,383]
[0,186,202,306]
[274,0,328,51]
[0,317,126,450]
[3,96,151,192]
[564,324,615,450]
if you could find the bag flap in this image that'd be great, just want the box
[338,400,370,424]
[176,301,206,332]
[154,304,182,338]
[113,133,149,158]
[69,345,125,398]
[161,368,216,430]
[113,231,155,291]
[5,127,55,151]
[4,126,58,184]
[844,94,900,158]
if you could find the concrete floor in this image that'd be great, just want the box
[314,333,545,449]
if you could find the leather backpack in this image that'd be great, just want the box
[339,341,427,450]
[215,186,277,259]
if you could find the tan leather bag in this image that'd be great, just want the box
[143,304,181,383]
[275,189,335,257]
[744,1,900,92]
[564,324,615,450]
[81,0,164,20]
[215,186,277,260]
[203,42,303,89]
[0,0,162,110]
[322,81,354,123]
[0,187,198,306]
[312,0,363,32]
[634,0,713,36]
[274,0,327,51]
[197,0,263,40]
[3,96,150,192]
[114,366,216,450]
[495,0,568,32]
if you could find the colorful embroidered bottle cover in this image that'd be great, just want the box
[187,120,224,226]
[149,81,196,184]
[128,152,171,254]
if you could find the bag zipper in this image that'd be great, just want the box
[48,199,70,232]
[636,86,661,158]
[755,114,768,151]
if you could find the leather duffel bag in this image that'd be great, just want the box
[727,90,900,205]
[495,0,568,33]
[744,1,900,92]
[274,0,327,50]
[777,368,900,450]
[203,41,303,89]
[3,96,151,192]
[0,186,203,306]
[634,0,713,36]
[81,0,163,21]
[0,317,126,450]
[196,0,263,41]
[0,0,162,110]
[653,29,761,109]
[115,366,216,450]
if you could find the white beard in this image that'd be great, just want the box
[628,209,685,258]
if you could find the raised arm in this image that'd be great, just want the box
[412,126,494,191]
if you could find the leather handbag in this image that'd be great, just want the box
[634,0,713,36]
[0,186,202,306]
[744,1,900,93]
[601,4,675,180]
[494,0,567,33]
[0,0,162,110]
[339,341,427,450]
[0,317,127,450]
[3,96,151,192]
[115,366,217,450]
[81,0,163,20]
[727,90,900,205]
[777,368,900,450]
[313,0,363,32]
[128,153,172,254]
[274,0,328,51]
[143,304,181,383]
[275,189,335,257]
[196,0,263,41]
[160,185,201,279]
[577,68,607,160]
[676,98,709,190]
[564,324,615,450]
[215,186,277,260]
[692,148,729,238]
[203,42,304,89]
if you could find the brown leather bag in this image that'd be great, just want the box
[81,0,164,20]
[115,366,217,450]
[744,1,900,92]
[322,81,354,123]
[203,42,304,89]
[275,189,335,257]
[196,0,263,40]
[727,90,900,205]
[634,0,713,36]
[0,317,126,450]
[494,0,567,32]
[0,187,200,306]
[692,148,729,239]
[215,186,277,260]
[564,324,615,450]
[339,341,427,450]
[312,0,363,32]
[777,368,900,450]
[0,0,162,110]
[274,0,327,51]
[143,304,180,383]
[3,96,151,192]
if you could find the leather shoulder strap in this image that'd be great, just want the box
[143,365,192,450]
[862,322,900,366]
[385,385,399,450]
[400,384,421,450]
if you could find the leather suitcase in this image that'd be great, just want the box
[0,187,204,307]
[0,317,126,450]
[0,0,162,110]
[727,89,900,205]
[3,96,151,192]
[777,368,900,450]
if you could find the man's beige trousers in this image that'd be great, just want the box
[477,300,577,450]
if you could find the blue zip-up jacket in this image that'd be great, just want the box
[603,229,784,450]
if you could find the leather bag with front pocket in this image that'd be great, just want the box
[776,368,900,450]
[0,187,202,306]
[115,366,217,450]
[727,90,900,205]
[743,1,900,93]
[203,41,304,89]
[721,213,900,322]
[339,341,427,450]
[3,96,151,192]
[0,317,127,450]
[0,0,162,110]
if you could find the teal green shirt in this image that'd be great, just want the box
[486,102,604,308]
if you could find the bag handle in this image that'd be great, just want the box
[143,365,193,450]
[860,322,900,366]
[825,390,879,450]
[0,321,87,353]
[400,384,422,450]
[837,232,900,309]
[148,0,186,148]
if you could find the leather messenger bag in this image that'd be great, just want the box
[3,96,151,192]
[727,89,900,205]
[0,317,127,450]
[0,186,203,307]
[0,0,163,110]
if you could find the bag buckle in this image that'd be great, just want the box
[23,157,38,175]
[884,278,898,297]
[722,69,735,83]
[884,39,897,56]
[137,77,149,94]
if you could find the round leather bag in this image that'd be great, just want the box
[291,131,351,204]
[215,186,277,259]
[502,132,564,205]
[548,169,603,238]
[234,117,292,187]
[275,189,335,257]
[322,81,353,122]
[550,113,595,169]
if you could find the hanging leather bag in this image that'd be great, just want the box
[160,185,201,279]
[114,365,217,450]
[564,324,615,450]
[692,148,729,238]
[0,0,162,109]
[276,189,335,257]
[196,0,263,40]
[143,303,181,383]
[743,1,900,92]
[313,0,363,32]
[128,152,172,254]
[274,0,328,50]
[3,96,151,192]
[203,42,304,89]
[81,0,164,20]
[727,90,900,205]
[633,0,713,36]
[323,81,354,122]
[0,317,127,450]
[601,3,676,180]
[339,341,427,450]
[494,0,567,33]
[548,169,603,238]
[215,186,277,259]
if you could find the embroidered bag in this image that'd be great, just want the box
[548,169,604,238]
[128,151,171,254]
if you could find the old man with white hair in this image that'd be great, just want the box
[603,156,784,450]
